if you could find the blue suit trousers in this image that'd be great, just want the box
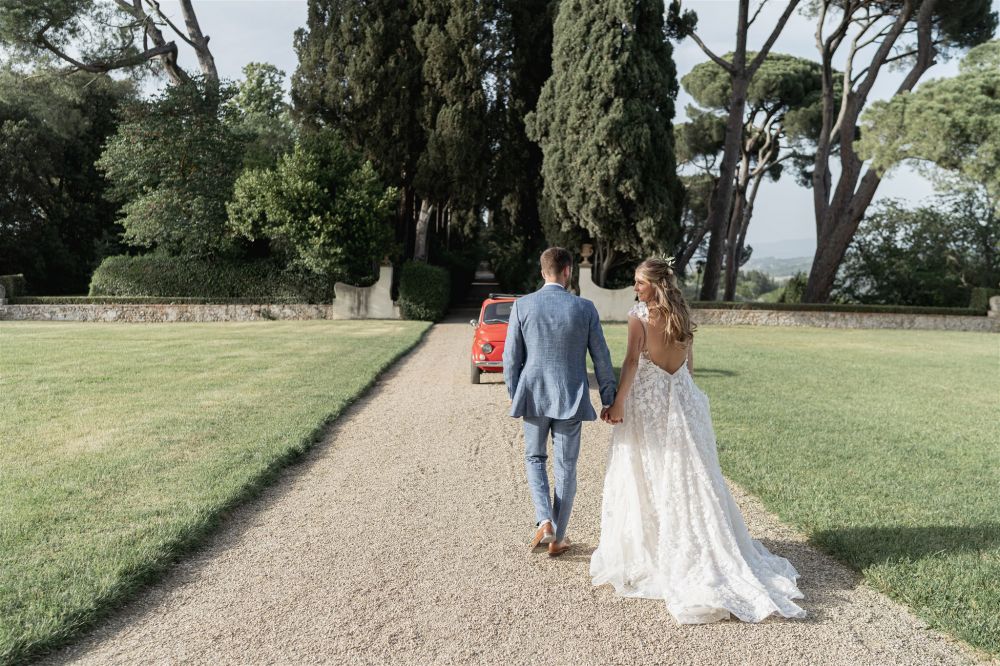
[522,416,581,542]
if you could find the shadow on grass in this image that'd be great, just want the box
[810,523,1000,570]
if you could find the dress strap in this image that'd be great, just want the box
[628,301,649,353]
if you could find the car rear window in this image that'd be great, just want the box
[482,302,512,324]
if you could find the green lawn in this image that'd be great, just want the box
[0,320,429,665]
[603,325,999,657]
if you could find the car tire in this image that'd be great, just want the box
[470,362,481,384]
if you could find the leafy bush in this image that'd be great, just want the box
[89,255,333,303]
[835,197,1000,307]
[398,261,450,321]
[736,270,778,301]
[969,287,1000,311]
[0,70,131,294]
[227,128,396,285]
[97,79,244,256]
[0,274,27,298]
[778,272,807,304]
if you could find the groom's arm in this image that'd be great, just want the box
[585,301,616,407]
[502,300,525,400]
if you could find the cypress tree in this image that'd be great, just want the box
[411,0,492,260]
[493,0,556,250]
[527,0,683,286]
[292,0,425,257]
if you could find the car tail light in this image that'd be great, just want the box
[481,342,494,354]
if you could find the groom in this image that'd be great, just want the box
[502,247,617,557]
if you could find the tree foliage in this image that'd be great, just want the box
[405,0,494,260]
[0,0,217,88]
[0,68,133,293]
[486,0,555,293]
[227,129,397,283]
[226,62,295,171]
[835,195,1000,307]
[802,0,997,302]
[413,0,491,211]
[292,0,425,190]
[97,79,244,257]
[680,51,831,298]
[859,39,1000,209]
[666,0,803,301]
[527,0,683,286]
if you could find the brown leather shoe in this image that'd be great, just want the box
[529,522,554,549]
[547,538,571,557]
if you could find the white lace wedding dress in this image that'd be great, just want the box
[590,302,806,624]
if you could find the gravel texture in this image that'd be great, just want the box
[46,320,991,666]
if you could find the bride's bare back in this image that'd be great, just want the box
[641,312,692,375]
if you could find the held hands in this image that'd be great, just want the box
[601,402,624,425]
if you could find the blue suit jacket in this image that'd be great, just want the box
[502,283,617,421]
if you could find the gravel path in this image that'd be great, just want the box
[48,320,989,666]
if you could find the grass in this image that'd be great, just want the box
[0,320,430,665]
[602,325,999,657]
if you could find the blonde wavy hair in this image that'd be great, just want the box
[636,257,697,345]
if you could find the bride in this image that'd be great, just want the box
[590,257,806,624]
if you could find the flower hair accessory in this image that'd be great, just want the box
[651,253,676,268]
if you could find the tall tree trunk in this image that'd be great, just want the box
[804,0,937,302]
[722,195,743,301]
[723,154,750,301]
[414,199,435,261]
[594,240,620,288]
[698,69,748,302]
[684,0,801,301]
[176,0,218,85]
[726,167,765,300]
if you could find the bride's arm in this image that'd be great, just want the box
[607,317,644,423]
[687,339,694,376]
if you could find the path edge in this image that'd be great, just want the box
[17,322,435,666]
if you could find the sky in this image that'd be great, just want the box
[152,0,997,258]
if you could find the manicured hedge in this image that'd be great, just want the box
[969,287,1000,312]
[89,255,334,303]
[0,274,27,298]
[690,301,986,317]
[398,261,450,321]
[12,296,271,305]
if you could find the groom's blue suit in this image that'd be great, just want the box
[503,282,617,541]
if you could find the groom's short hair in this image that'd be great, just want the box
[540,247,573,277]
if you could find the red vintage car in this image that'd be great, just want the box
[469,294,519,384]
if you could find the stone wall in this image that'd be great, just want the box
[0,265,406,323]
[691,308,999,332]
[0,303,333,323]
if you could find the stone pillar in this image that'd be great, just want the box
[577,245,635,321]
[331,264,402,319]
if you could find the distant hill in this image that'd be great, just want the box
[743,256,812,280]
[748,238,815,258]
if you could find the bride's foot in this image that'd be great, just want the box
[547,537,571,557]
[530,521,555,549]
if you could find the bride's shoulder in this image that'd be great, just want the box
[627,301,648,321]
